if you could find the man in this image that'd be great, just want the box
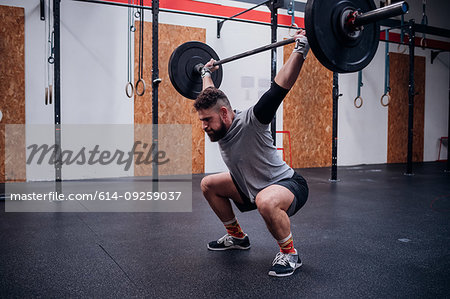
[194,30,309,277]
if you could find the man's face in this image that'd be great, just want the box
[198,107,228,142]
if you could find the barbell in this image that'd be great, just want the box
[169,0,408,100]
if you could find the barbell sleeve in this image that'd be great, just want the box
[353,1,409,27]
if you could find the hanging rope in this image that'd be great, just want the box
[381,29,390,107]
[125,0,134,98]
[354,70,363,108]
[287,1,299,37]
[45,0,53,105]
[135,0,146,96]
[420,0,428,48]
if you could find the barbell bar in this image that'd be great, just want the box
[192,37,296,75]
[169,0,409,99]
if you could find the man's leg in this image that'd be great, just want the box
[200,172,244,222]
[255,185,294,242]
[255,185,301,277]
[201,172,251,250]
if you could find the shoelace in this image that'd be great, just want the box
[217,234,233,244]
[272,252,290,266]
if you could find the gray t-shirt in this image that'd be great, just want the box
[218,106,294,202]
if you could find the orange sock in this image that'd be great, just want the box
[278,233,296,254]
[223,218,245,239]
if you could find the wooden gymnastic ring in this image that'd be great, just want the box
[354,96,363,108]
[135,78,146,96]
[420,37,427,49]
[381,92,390,107]
[125,82,134,98]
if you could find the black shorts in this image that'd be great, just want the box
[231,172,308,217]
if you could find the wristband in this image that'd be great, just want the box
[293,35,310,59]
[201,66,212,78]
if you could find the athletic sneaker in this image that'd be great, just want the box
[268,250,302,277]
[207,234,251,251]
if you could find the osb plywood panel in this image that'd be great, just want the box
[134,125,192,176]
[134,22,205,174]
[0,125,4,182]
[387,53,425,163]
[282,45,333,168]
[0,5,26,183]
[5,125,26,181]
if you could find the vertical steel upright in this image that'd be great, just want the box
[447,56,450,172]
[152,0,159,190]
[53,0,62,192]
[405,19,415,175]
[270,1,278,146]
[331,72,339,181]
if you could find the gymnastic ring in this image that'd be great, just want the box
[354,96,363,109]
[380,92,390,107]
[420,37,427,49]
[135,78,146,96]
[397,43,406,54]
[288,23,299,37]
[125,82,134,98]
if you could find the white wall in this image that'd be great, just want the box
[1,0,448,178]
[60,1,133,124]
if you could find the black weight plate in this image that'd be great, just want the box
[305,0,379,73]
[168,41,223,100]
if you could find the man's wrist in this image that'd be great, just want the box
[201,67,212,78]
[293,36,310,59]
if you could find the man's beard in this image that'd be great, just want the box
[206,119,228,142]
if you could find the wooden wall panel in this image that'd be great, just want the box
[134,22,205,174]
[387,53,425,163]
[283,45,333,168]
[0,5,26,183]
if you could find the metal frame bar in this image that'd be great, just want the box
[330,72,339,182]
[152,0,159,189]
[405,19,415,176]
[447,58,450,172]
[380,19,450,38]
[217,0,270,38]
[53,0,62,192]
[270,1,278,146]
[40,0,45,20]
[72,0,152,10]
[70,0,299,30]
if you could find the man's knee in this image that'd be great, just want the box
[255,194,277,217]
[200,175,215,194]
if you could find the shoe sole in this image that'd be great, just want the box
[207,244,251,251]
[268,262,302,277]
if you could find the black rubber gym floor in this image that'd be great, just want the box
[1,162,449,298]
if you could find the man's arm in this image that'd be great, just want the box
[274,50,305,89]
[202,59,219,90]
[253,30,309,124]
